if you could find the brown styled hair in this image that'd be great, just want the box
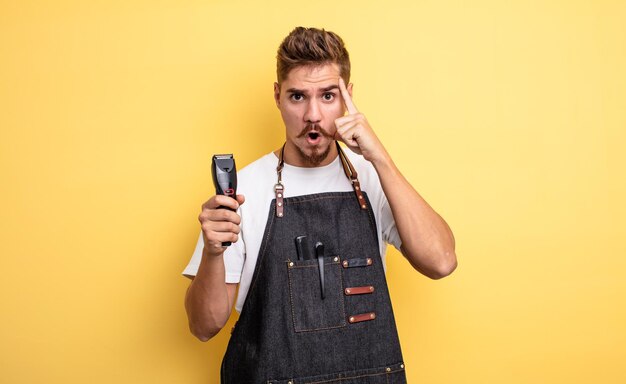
[276,27,351,84]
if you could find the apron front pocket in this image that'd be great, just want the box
[287,257,346,332]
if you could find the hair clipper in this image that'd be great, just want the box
[211,154,237,246]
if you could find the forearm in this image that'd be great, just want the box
[372,151,457,279]
[184,248,234,341]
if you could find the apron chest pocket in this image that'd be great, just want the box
[286,257,346,332]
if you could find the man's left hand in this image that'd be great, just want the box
[334,78,389,165]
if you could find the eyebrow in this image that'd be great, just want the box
[286,85,340,94]
[321,85,340,92]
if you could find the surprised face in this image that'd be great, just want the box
[274,63,351,167]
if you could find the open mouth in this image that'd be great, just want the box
[305,131,323,145]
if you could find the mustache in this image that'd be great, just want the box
[297,123,333,138]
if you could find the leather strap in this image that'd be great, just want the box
[348,312,376,323]
[274,145,285,218]
[344,286,375,295]
[275,141,367,217]
[342,257,373,268]
[335,141,368,211]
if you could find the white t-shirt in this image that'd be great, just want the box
[183,149,402,313]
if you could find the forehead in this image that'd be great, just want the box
[282,63,341,90]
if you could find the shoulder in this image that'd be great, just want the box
[343,149,380,189]
[236,152,277,212]
[238,152,278,174]
[342,148,390,208]
[238,152,276,178]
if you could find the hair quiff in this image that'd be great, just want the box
[276,27,351,84]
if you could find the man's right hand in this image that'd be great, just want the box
[198,194,245,257]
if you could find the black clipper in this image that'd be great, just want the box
[211,154,237,246]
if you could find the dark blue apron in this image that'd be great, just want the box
[221,142,406,383]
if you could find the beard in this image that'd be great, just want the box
[295,123,334,166]
[294,141,332,166]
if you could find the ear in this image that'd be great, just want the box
[273,82,281,108]
[347,82,354,98]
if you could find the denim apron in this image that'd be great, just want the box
[221,143,406,383]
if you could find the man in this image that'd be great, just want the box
[184,27,457,383]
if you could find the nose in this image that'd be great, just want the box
[304,99,322,124]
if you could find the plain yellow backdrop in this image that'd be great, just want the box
[1,0,625,383]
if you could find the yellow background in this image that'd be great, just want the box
[1,0,625,383]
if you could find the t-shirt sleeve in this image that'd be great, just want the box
[182,232,204,278]
[380,193,402,251]
[181,231,245,284]
[224,231,245,283]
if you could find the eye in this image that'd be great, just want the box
[290,93,304,101]
[322,92,335,101]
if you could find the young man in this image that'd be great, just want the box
[184,27,457,383]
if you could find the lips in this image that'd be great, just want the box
[306,131,322,145]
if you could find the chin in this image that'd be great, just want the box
[297,142,333,166]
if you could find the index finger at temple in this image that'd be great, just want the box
[339,77,358,115]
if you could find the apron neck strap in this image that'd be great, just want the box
[274,141,368,218]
